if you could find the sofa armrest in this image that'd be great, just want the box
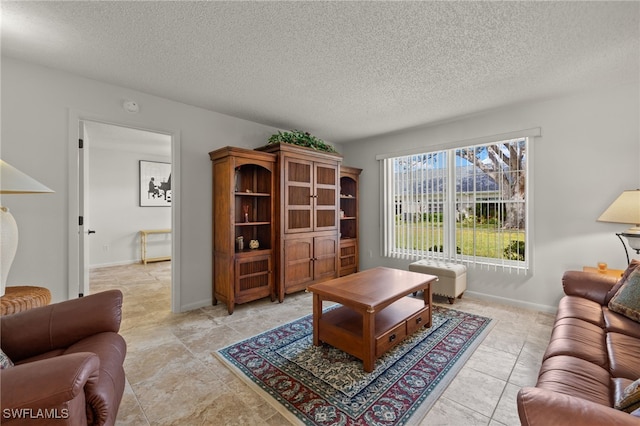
[1,353,99,423]
[562,271,618,305]
[517,387,639,426]
[1,290,123,362]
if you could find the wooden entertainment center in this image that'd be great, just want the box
[210,144,362,314]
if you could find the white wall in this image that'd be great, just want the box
[3,56,637,313]
[88,145,171,267]
[340,82,640,312]
[1,57,311,310]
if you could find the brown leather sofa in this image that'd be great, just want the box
[517,265,640,425]
[1,290,126,425]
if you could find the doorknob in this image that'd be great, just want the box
[88,230,96,235]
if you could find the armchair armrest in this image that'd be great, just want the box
[1,290,123,362]
[562,271,618,305]
[1,353,99,423]
[517,387,639,426]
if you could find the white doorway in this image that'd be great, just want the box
[76,119,174,305]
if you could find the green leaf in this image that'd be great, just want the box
[267,130,337,153]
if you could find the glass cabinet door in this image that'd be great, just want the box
[283,157,313,233]
[314,162,338,232]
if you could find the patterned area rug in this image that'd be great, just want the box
[215,305,493,425]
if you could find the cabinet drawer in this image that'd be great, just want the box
[406,307,430,335]
[376,322,407,357]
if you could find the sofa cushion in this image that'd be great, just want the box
[517,386,640,426]
[615,378,640,413]
[608,269,640,323]
[604,308,640,339]
[542,317,607,368]
[536,355,611,406]
[605,259,640,305]
[608,332,640,380]
[556,296,605,327]
[16,349,66,365]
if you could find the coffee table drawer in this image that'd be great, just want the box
[376,322,407,356]
[406,307,430,335]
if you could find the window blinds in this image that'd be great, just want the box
[381,137,530,273]
[382,151,448,260]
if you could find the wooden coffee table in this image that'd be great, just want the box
[307,267,436,372]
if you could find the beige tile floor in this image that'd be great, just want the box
[90,262,554,426]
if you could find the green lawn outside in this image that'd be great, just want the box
[395,222,525,259]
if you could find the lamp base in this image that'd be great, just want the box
[0,206,18,297]
[623,224,640,234]
[621,232,640,254]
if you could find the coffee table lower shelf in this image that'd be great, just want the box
[318,297,430,369]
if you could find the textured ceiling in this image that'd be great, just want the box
[2,1,639,143]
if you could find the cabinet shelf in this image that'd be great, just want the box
[339,167,362,277]
[235,192,271,197]
[210,146,277,315]
[235,248,271,255]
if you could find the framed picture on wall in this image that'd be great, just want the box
[140,160,171,207]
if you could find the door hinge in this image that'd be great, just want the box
[79,139,84,149]
[79,216,84,226]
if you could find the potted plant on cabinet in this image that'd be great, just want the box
[267,130,338,153]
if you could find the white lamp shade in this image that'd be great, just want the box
[0,160,54,194]
[598,189,640,231]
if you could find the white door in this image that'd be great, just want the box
[78,121,91,296]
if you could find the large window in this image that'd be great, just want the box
[380,137,530,272]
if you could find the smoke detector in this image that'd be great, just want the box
[123,100,139,113]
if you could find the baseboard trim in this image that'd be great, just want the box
[90,260,140,269]
[180,299,213,312]
[181,293,556,315]
[464,290,557,314]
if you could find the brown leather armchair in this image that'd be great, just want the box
[1,290,126,425]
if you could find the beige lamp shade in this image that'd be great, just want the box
[598,189,640,233]
[0,160,53,296]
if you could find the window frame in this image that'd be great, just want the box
[377,129,538,273]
